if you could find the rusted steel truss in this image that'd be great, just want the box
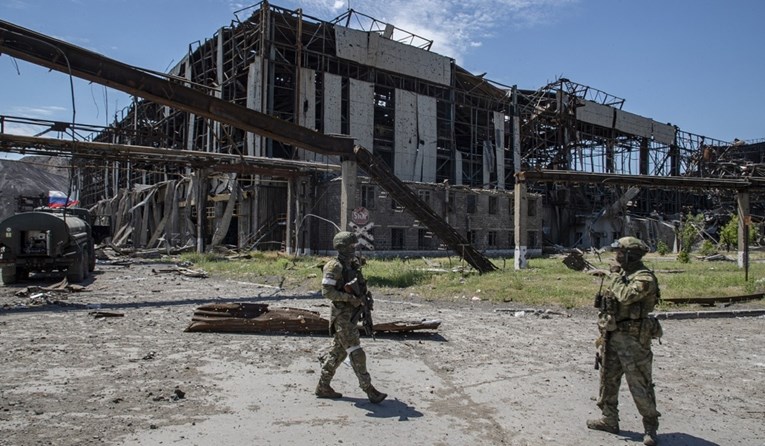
[0,19,497,273]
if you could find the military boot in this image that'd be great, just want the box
[364,385,387,404]
[315,379,342,399]
[586,417,619,434]
[643,418,659,445]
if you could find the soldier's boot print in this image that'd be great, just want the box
[363,384,387,404]
[586,417,619,434]
[642,417,659,445]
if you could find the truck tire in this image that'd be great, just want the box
[82,251,91,279]
[67,251,86,283]
[2,267,16,285]
[88,244,96,272]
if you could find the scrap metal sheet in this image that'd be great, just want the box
[185,303,441,335]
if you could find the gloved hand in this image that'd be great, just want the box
[348,295,363,307]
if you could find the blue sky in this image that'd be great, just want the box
[2,0,763,160]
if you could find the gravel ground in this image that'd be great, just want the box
[1,260,763,446]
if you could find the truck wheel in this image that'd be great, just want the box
[88,244,96,272]
[2,267,16,285]
[66,252,86,283]
[82,251,91,279]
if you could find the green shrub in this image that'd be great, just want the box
[656,241,669,256]
[720,215,760,250]
[677,250,690,263]
[699,240,717,256]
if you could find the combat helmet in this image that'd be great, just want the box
[333,231,358,250]
[610,236,649,262]
[611,236,649,252]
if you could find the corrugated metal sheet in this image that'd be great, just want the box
[416,94,438,183]
[297,67,319,162]
[246,57,264,157]
[335,26,451,86]
[494,111,506,189]
[455,150,463,186]
[577,101,676,145]
[323,73,342,135]
[651,121,676,145]
[576,100,614,128]
[350,78,374,150]
[395,89,418,181]
[615,109,654,138]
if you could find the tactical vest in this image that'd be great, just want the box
[610,266,659,322]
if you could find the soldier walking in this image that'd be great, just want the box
[315,231,387,404]
[588,236,663,445]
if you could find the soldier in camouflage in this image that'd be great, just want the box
[587,236,663,446]
[315,231,387,404]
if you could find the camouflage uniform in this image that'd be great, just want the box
[588,237,663,446]
[315,231,386,404]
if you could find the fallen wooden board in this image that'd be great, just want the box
[185,302,441,335]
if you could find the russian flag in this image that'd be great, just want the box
[48,190,79,208]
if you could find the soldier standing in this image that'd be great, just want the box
[588,236,663,446]
[315,231,387,403]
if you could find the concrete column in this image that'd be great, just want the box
[514,181,528,270]
[340,159,358,231]
[511,86,527,270]
[195,168,208,253]
[286,177,294,254]
[737,191,750,269]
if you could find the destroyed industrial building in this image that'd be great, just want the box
[1,2,763,266]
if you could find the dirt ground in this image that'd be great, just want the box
[0,259,763,446]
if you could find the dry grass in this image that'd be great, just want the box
[181,249,765,309]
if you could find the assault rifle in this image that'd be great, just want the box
[593,275,615,370]
[345,277,375,340]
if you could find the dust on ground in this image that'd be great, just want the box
[0,260,763,446]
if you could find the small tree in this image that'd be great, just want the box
[699,240,716,256]
[656,240,669,256]
[677,250,690,263]
[678,212,704,261]
[719,215,759,251]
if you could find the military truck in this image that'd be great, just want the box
[0,207,96,284]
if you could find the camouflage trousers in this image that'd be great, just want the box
[597,328,660,423]
[318,313,372,390]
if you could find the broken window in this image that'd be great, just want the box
[488,231,497,247]
[488,196,497,215]
[418,190,431,206]
[467,195,476,214]
[391,228,405,250]
[528,230,538,248]
[418,229,430,250]
[361,185,375,210]
[527,198,537,217]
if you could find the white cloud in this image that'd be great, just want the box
[2,122,44,137]
[11,106,67,118]
[1,0,29,10]
[289,0,577,64]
